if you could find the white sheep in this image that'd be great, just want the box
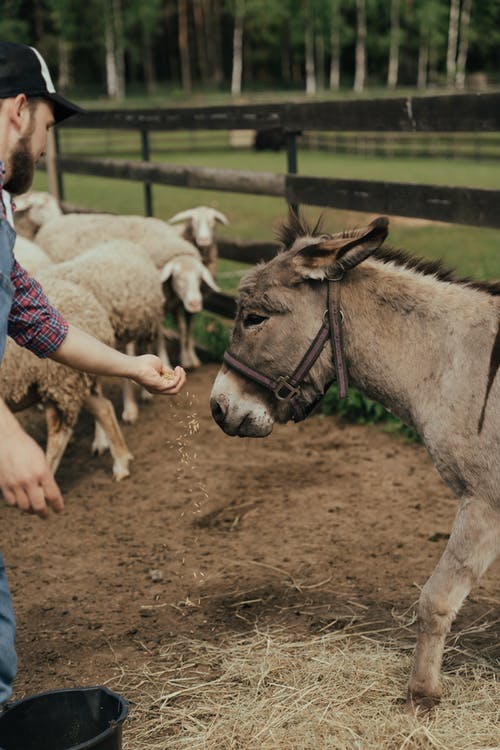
[13,235,52,276]
[36,213,219,370]
[36,239,165,425]
[168,206,229,277]
[14,190,63,239]
[0,277,133,481]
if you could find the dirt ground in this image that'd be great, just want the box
[3,363,499,702]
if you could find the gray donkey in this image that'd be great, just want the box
[210,214,500,709]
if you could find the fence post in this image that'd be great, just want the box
[286,130,300,215]
[141,129,153,217]
[53,128,64,201]
[45,128,61,201]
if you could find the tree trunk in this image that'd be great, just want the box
[316,33,325,91]
[354,0,366,93]
[231,0,244,97]
[178,0,192,95]
[455,0,471,89]
[330,0,341,90]
[32,0,44,41]
[305,0,316,95]
[164,1,180,82]
[417,41,429,89]
[57,38,72,91]
[142,26,157,95]
[104,4,119,99]
[387,0,400,89]
[446,0,460,86]
[211,0,224,86]
[112,0,125,99]
[193,0,209,84]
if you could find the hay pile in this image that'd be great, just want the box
[115,624,499,749]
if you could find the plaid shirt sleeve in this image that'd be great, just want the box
[8,259,68,357]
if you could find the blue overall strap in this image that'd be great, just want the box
[0,219,15,364]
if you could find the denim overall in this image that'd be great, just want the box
[0,215,17,705]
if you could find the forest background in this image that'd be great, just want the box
[1,0,499,103]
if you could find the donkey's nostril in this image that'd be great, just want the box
[210,397,227,426]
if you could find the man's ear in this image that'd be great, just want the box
[8,94,29,131]
[295,216,389,279]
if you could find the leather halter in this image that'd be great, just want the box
[223,277,349,422]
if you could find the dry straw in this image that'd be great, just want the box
[114,621,499,750]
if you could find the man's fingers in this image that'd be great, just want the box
[11,486,31,514]
[1,486,17,508]
[26,483,49,519]
[40,474,64,513]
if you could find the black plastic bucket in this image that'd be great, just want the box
[0,686,128,750]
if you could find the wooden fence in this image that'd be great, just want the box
[52,93,500,320]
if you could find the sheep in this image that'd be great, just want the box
[36,213,220,370]
[167,206,229,278]
[14,190,63,239]
[0,277,133,481]
[13,235,52,276]
[36,239,165,425]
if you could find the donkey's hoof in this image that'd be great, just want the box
[406,688,441,714]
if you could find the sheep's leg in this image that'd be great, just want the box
[91,380,110,454]
[122,341,140,424]
[45,404,73,476]
[408,496,500,710]
[177,309,200,370]
[84,393,133,481]
[157,323,172,369]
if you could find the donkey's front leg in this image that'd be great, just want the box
[408,496,500,710]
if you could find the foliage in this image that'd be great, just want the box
[4,0,500,96]
[320,383,419,440]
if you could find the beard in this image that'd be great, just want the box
[4,137,36,196]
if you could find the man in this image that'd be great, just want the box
[0,41,186,705]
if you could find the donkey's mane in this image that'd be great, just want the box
[276,213,500,298]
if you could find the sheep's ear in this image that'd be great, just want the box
[295,217,389,280]
[200,264,220,292]
[213,210,229,225]
[168,209,194,224]
[160,261,176,282]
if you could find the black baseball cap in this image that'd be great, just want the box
[0,41,84,123]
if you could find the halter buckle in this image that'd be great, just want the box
[274,376,299,401]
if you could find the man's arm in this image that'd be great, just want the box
[51,324,186,394]
[9,261,186,393]
[0,398,64,519]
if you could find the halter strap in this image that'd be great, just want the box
[223,279,349,421]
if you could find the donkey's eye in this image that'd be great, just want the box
[243,313,269,328]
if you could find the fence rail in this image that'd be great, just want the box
[55,155,500,229]
[62,93,500,133]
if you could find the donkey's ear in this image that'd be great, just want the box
[296,217,389,279]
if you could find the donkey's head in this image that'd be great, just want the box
[210,215,388,436]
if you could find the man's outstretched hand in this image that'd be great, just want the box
[130,356,187,395]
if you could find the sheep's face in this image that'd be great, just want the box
[161,257,219,314]
[191,210,216,248]
[169,207,229,249]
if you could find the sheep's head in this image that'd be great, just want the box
[14,191,63,237]
[168,207,229,249]
[160,255,219,313]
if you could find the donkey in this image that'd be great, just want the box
[210,213,500,709]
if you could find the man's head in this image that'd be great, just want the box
[0,42,83,195]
